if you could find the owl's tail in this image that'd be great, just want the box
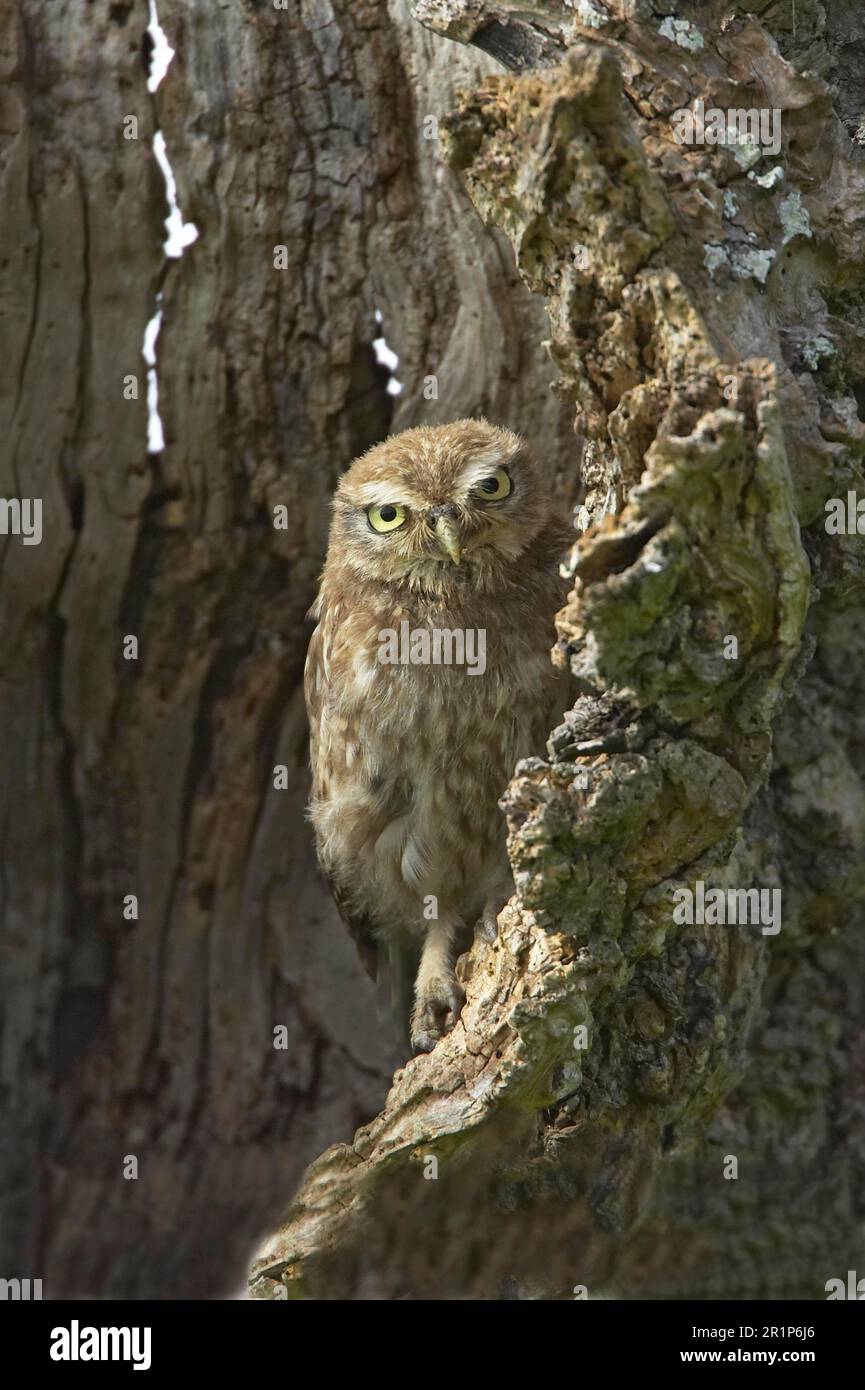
[376,937,416,1057]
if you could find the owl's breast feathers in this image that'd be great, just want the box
[305,559,563,776]
[303,542,569,967]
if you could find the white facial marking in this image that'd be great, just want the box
[353,481,408,508]
[458,452,508,495]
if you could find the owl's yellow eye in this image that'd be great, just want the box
[476,467,512,500]
[367,502,407,533]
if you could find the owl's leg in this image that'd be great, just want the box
[410,916,465,1054]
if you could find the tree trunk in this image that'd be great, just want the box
[2,0,863,1303]
[0,0,569,1298]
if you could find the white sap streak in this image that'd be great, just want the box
[373,308,403,397]
[147,0,174,93]
[142,301,165,454]
[153,131,199,258]
[141,1,200,454]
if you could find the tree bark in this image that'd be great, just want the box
[3,0,863,1303]
[0,0,570,1298]
[250,1,865,1300]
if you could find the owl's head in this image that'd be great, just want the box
[329,419,555,592]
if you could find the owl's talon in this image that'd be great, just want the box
[410,978,465,1054]
[478,894,507,943]
[477,913,498,944]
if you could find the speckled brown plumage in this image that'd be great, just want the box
[304,419,570,1052]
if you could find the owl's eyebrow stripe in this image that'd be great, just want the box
[353,482,408,507]
[458,452,521,492]
[458,445,501,473]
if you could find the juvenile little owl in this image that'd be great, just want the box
[304,419,570,1054]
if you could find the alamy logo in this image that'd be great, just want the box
[824,492,865,535]
[825,1271,865,1299]
[0,497,42,545]
[672,881,781,935]
[671,98,781,156]
[0,1277,42,1299]
[377,622,486,675]
[50,1320,152,1371]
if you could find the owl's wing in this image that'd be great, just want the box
[304,593,381,982]
[303,592,326,782]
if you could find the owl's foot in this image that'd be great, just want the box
[410,976,465,1054]
[477,909,498,943]
[477,894,508,943]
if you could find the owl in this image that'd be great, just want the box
[304,419,570,1054]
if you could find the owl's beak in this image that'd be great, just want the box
[433,513,462,565]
